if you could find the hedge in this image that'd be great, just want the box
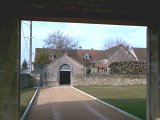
[109,61,147,75]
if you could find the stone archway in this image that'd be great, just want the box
[60,64,70,85]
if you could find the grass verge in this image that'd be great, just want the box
[20,87,36,117]
[75,85,146,120]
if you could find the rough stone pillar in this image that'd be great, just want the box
[147,26,160,120]
[0,17,20,120]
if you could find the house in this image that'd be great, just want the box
[95,44,137,68]
[43,54,84,86]
[34,48,105,74]
[34,44,139,86]
[130,47,147,62]
[35,48,105,65]
[76,49,105,64]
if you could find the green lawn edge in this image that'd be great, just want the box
[20,87,36,116]
[75,85,146,120]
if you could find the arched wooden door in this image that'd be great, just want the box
[60,64,70,85]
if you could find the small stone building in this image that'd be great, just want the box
[43,54,84,86]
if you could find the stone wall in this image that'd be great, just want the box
[21,74,42,88]
[20,74,30,88]
[72,75,146,86]
[43,81,59,87]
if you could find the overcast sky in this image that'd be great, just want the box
[21,20,147,64]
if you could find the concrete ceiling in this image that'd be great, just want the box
[13,0,159,25]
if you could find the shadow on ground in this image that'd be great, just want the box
[26,93,139,120]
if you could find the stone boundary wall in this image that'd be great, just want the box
[21,74,42,88]
[20,74,30,88]
[43,81,59,87]
[72,75,146,86]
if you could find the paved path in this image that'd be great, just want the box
[26,86,135,120]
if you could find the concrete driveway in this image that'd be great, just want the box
[26,86,136,120]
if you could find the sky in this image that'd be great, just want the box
[21,20,147,64]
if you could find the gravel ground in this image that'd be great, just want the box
[26,86,135,120]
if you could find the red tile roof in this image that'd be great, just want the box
[76,49,105,63]
[35,48,105,64]
[132,48,147,61]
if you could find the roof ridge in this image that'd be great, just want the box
[36,48,105,51]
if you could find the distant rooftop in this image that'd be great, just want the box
[132,48,147,61]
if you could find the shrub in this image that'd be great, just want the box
[109,61,147,75]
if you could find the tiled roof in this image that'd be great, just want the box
[132,48,147,61]
[35,48,105,64]
[35,45,142,65]
[96,44,124,60]
[76,49,105,63]
[44,53,84,68]
[35,48,51,61]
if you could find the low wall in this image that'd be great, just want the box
[32,74,41,87]
[43,81,59,86]
[72,74,146,86]
[21,74,42,88]
[20,74,30,88]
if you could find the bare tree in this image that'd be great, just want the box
[44,31,79,58]
[104,38,131,50]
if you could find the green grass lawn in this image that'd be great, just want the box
[20,87,36,117]
[75,85,146,120]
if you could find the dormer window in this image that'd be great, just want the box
[49,54,53,59]
[84,53,90,60]
[49,54,56,59]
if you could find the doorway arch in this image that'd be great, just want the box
[60,64,70,85]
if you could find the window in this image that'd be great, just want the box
[60,64,70,71]
[49,54,53,59]
[49,54,56,59]
[84,53,90,60]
